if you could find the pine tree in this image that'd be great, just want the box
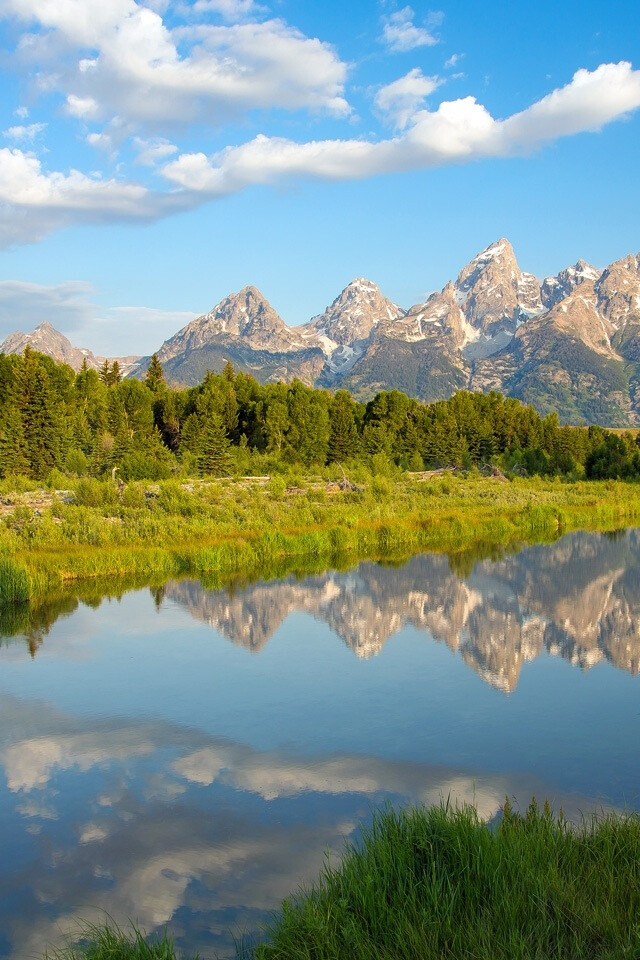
[328,390,359,462]
[0,405,29,477]
[145,354,165,392]
[198,411,231,476]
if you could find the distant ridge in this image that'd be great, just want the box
[0,321,140,375]
[2,240,639,426]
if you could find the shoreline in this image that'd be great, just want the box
[2,475,640,605]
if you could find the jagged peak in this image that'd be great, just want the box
[218,284,270,307]
[344,277,380,291]
[326,278,386,307]
[470,237,515,265]
[566,260,600,281]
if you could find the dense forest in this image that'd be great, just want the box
[1,348,639,483]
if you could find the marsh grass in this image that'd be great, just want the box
[3,474,640,604]
[44,921,196,960]
[44,804,640,960]
[0,556,29,604]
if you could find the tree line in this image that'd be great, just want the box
[1,348,639,482]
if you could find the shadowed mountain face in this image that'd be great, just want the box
[163,529,640,692]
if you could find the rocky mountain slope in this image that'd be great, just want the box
[2,240,639,424]
[141,237,639,424]
[0,321,139,375]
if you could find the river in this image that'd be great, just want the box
[1,528,639,958]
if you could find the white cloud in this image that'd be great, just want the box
[375,68,441,129]
[0,62,638,250]
[162,62,640,193]
[1,0,349,133]
[65,94,100,119]
[3,731,154,792]
[382,6,438,53]
[86,130,113,151]
[89,306,198,355]
[3,122,46,141]
[133,136,179,165]
[445,53,462,68]
[0,279,198,355]
[15,105,29,118]
[501,61,640,144]
[0,146,196,246]
[0,280,96,340]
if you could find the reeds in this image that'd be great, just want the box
[44,921,193,959]
[0,556,29,604]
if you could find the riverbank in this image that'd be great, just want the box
[2,474,640,604]
[45,801,640,960]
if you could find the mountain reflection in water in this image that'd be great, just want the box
[1,529,639,960]
[3,530,640,692]
[161,528,640,691]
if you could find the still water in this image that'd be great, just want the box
[1,530,639,958]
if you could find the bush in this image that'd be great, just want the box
[119,452,174,482]
[121,484,147,510]
[65,449,89,476]
[73,478,107,507]
[268,475,287,497]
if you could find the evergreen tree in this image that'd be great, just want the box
[328,391,360,462]
[198,411,231,476]
[145,354,165,392]
[0,404,29,476]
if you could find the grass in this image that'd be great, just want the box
[44,922,196,960]
[44,802,640,960]
[2,473,640,605]
[0,556,30,604]
[246,801,640,960]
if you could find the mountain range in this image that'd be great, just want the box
[2,239,639,425]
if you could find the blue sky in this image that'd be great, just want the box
[0,0,639,356]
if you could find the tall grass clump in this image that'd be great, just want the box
[247,801,640,960]
[0,556,30,604]
[44,921,193,960]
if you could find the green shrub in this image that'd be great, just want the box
[268,475,287,497]
[73,478,107,507]
[64,449,89,476]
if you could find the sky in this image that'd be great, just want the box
[0,0,639,357]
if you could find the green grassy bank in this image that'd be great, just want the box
[2,473,640,605]
[45,802,640,960]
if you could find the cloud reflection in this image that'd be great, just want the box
[0,693,621,959]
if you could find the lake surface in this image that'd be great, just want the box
[1,529,639,958]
